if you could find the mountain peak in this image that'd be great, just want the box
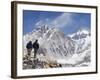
[68,28,90,40]
[77,28,89,35]
[36,25,49,33]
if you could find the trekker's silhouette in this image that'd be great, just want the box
[33,39,39,58]
[26,41,32,56]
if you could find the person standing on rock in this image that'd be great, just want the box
[26,41,33,56]
[33,39,39,59]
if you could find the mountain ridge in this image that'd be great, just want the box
[23,26,91,67]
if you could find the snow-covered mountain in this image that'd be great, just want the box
[68,28,91,54]
[24,26,76,59]
[23,26,91,67]
[68,28,90,39]
[66,28,91,66]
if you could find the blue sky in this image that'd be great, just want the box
[23,10,91,35]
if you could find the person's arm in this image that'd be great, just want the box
[33,43,35,48]
[37,43,39,49]
[26,43,28,48]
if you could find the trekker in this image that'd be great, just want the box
[33,39,39,58]
[26,41,33,56]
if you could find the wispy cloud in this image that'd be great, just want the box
[35,18,50,27]
[35,20,43,26]
[50,13,72,28]
[35,13,73,28]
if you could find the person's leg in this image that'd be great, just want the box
[27,49,32,60]
[33,49,37,68]
[28,49,31,56]
[34,49,37,58]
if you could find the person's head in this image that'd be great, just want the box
[29,41,32,43]
[35,39,38,42]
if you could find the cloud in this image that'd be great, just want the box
[35,20,44,26]
[35,13,73,28]
[35,18,50,26]
[50,13,73,28]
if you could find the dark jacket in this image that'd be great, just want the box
[33,41,39,50]
[26,41,32,49]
